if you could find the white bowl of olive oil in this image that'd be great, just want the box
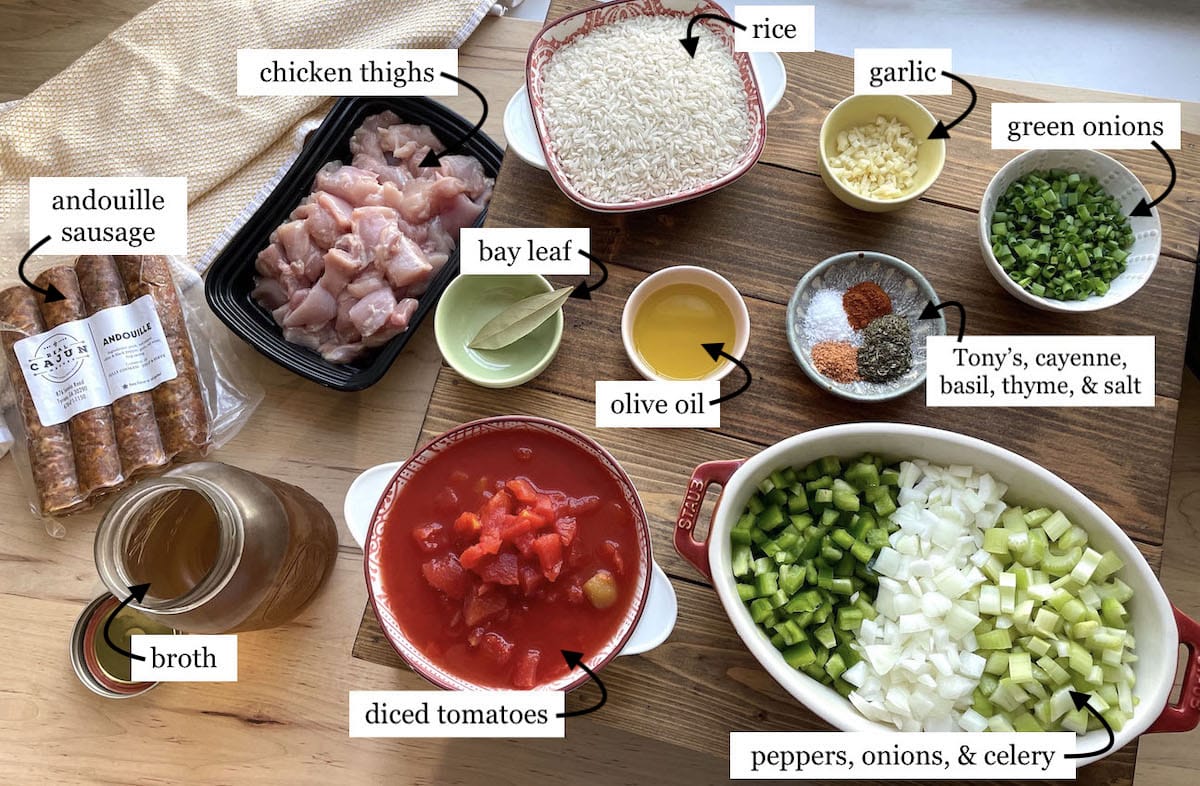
[621,266,750,382]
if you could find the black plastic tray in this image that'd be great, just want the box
[204,96,504,391]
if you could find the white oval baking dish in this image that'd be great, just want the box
[673,423,1200,765]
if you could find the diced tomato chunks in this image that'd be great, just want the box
[518,565,544,596]
[411,522,445,553]
[513,531,535,558]
[566,581,584,605]
[478,552,520,586]
[531,494,557,525]
[554,516,577,547]
[532,533,563,582]
[479,489,514,542]
[459,538,500,570]
[454,512,482,537]
[421,556,468,600]
[513,648,541,689]
[478,632,514,665]
[464,586,508,626]
[506,478,538,505]
[602,539,625,575]
[499,511,541,543]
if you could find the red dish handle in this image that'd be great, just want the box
[673,459,744,582]
[1148,605,1200,733]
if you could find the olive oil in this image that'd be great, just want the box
[632,283,736,379]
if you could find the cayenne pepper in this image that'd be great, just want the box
[842,281,892,330]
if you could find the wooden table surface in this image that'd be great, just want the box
[350,1,1199,784]
[2,2,1199,785]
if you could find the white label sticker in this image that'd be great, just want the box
[595,380,720,428]
[348,691,565,738]
[28,177,187,255]
[236,49,458,96]
[459,228,591,275]
[853,49,953,95]
[991,102,1181,149]
[729,731,1076,779]
[733,6,815,53]
[130,635,238,682]
[12,295,178,426]
[925,335,1154,407]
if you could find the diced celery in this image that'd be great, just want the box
[1040,510,1072,541]
[1070,547,1104,584]
[1067,641,1093,675]
[977,628,1013,650]
[983,528,1010,554]
[985,651,1010,676]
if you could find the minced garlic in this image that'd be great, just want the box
[828,116,920,199]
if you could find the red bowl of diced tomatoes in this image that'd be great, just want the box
[364,416,653,691]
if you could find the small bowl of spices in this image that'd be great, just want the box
[787,250,945,401]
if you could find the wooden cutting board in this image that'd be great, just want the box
[354,5,1200,783]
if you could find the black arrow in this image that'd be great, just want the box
[568,250,609,300]
[1130,141,1176,217]
[919,300,966,342]
[702,342,752,405]
[18,236,65,303]
[679,13,746,58]
[1064,691,1115,759]
[419,73,488,168]
[556,650,607,718]
[102,583,152,662]
[927,71,978,140]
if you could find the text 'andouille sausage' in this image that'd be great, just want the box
[76,255,169,476]
[115,255,210,457]
[36,266,125,497]
[0,285,82,514]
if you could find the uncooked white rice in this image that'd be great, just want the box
[540,15,752,204]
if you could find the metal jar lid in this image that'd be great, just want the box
[70,594,165,699]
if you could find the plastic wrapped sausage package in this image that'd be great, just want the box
[0,255,264,535]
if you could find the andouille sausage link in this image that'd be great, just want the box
[0,285,83,513]
[36,266,124,497]
[114,255,209,457]
[76,255,168,476]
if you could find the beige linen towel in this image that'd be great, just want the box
[0,0,494,271]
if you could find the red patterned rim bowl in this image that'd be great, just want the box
[364,415,653,691]
[526,0,768,213]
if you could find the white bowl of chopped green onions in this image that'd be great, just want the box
[675,423,1193,763]
[979,150,1161,312]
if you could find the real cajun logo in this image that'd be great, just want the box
[27,331,90,383]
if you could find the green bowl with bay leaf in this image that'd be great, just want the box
[434,274,566,388]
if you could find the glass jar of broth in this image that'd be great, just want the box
[94,462,338,634]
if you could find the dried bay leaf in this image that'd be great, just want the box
[468,286,573,350]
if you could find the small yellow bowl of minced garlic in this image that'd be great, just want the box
[818,94,947,212]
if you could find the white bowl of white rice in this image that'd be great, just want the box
[526,0,768,212]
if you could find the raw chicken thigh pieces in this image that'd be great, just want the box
[252,111,495,363]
